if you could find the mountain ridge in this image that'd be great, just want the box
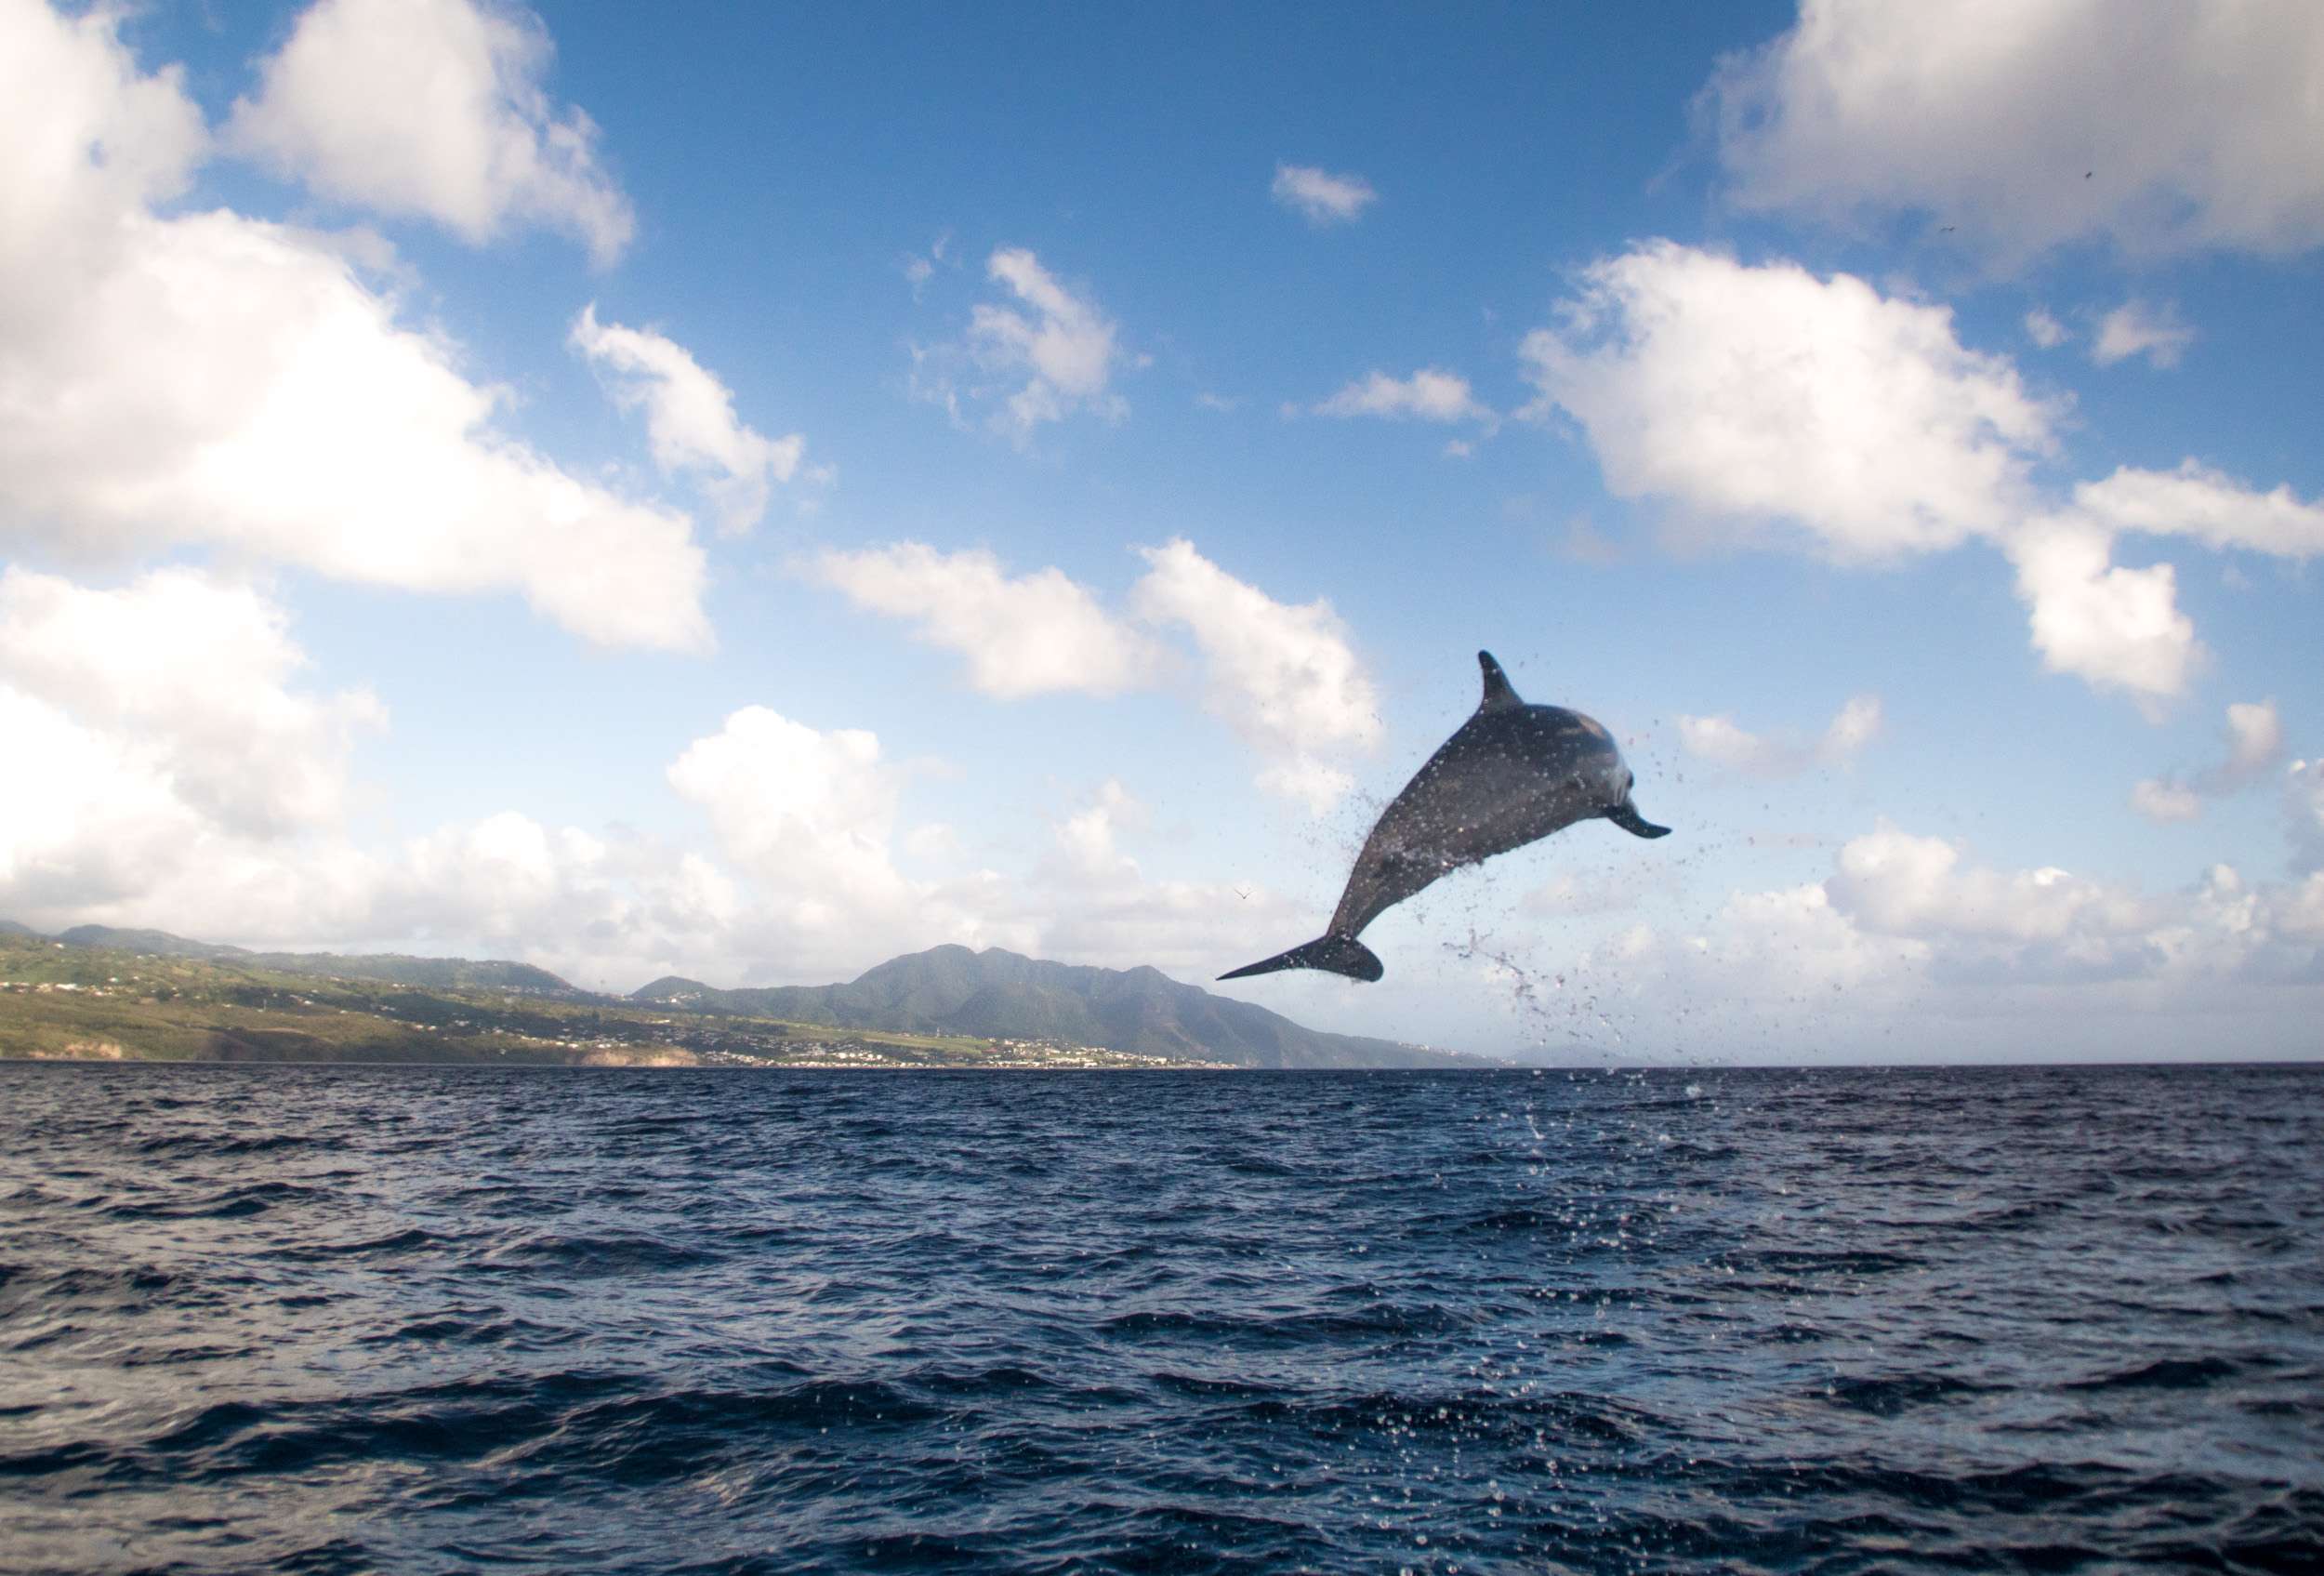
[44,925,587,998]
[632,943,1475,1068]
[7,925,1481,1067]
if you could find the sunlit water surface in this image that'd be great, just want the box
[3,1063,2319,1574]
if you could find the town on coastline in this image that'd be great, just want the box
[0,926,1466,1069]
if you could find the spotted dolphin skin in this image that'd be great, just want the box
[1220,651,1670,984]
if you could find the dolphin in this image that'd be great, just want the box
[1220,650,1670,984]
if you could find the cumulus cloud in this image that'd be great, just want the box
[2092,299,2195,368]
[2287,760,2324,872]
[1828,823,2155,946]
[0,0,711,651]
[1677,694,1882,776]
[1517,242,2324,716]
[666,706,921,934]
[1314,368,1496,426]
[931,246,1129,438]
[1030,779,1306,979]
[1605,822,2318,1041]
[0,568,381,838]
[2133,699,2286,822]
[0,621,1001,987]
[2024,308,2069,349]
[1519,242,2057,562]
[227,0,633,263]
[2220,701,2286,780]
[812,538,1381,813]
[572,304,806,534]
[2002,467,2323,711]
[2005,521,2203,711]
[812,543,1162,698]
[1706,0,2324,259]
[1130,539,1382,813]
[2130,779,2202,824]
[0,568,380,923]
[0,563,1330,988]
[2069,463,2324,559]
[2000,468,2323,711]
[1272,163,1378,225]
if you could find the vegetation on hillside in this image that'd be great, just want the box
[0,934,1218,1069]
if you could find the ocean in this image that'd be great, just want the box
[2,1062,2318,1574]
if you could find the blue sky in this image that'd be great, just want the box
[3,0,2319,1061]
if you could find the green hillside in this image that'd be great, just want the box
[3,925,1481,1068]
[0,932,1204,1068]
[633,944,1474,1067]
[55,925,582,995]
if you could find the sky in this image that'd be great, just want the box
[2,0,2319,1063]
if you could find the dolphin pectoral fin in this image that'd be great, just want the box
[1219,933,1385,983]
[1476,651,1524,713]
[1606,801,1670,840]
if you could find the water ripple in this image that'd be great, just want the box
[0,1062,2319,1574]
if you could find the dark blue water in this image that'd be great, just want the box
[2,1064,2319,1574]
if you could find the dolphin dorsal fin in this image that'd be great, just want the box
[1477,651,1524,713]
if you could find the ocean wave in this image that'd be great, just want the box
[2,1062,2318,1574]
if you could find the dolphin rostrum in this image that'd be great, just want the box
[1221,650,1670,984]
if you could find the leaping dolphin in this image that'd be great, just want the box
[1221,650,1670,984]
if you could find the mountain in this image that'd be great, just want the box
[633,944,1477,1068]
[43,925,583,997]
[5,921,1485,1066]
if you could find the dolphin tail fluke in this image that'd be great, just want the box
[1607,800,1670,839]
[1218,933,1384,983]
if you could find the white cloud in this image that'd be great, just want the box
[667,707,911,910]
[2005,469,2321,714]
[2000,466,2323,715]
[0,564,1332,988]
[571,304,806,535]
[2006,521,2203,711]
[2287,760,2324,872]
[0,686,213,919]
[2092,299,2195,368]
[2129,779,2202,823]
[902,233,952,298]
[0,1,711,652]
[659,705,1036,979]
[1677,694,1882,776]
[1626,832,2322,1051]
[2024,308,2069,349]
[1519,242,2057,563]
[812,537,1383,814]
[1272,163,1378,225]
[0,568,380,923]
[1827,823,2155,946]
[1130,539,1382,813]
[1517,243,2324,721]
[2224,700,2287,780]
[1028,779,1305,979]
[1314,368,1495,426]
[952,246,1129,438]
[812,543,1162,698]
[1706,0,2324,259]
[2133,699,2286,822]
[227,0,633,263]
[2069,462,2324,559]
[0,568,381,838]
[1053,778,1146,883]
